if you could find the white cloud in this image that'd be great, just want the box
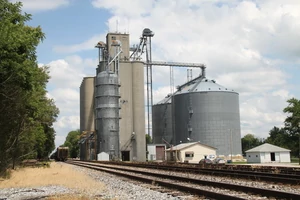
[53,34,107,54]
[46,0,300,146]
[9,0,70,11]
[89,0,300,139]
[43,55,97,146]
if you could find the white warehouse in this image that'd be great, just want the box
[246,143,291,163]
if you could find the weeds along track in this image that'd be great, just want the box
[67,160,300,200]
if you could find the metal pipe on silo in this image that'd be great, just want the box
[201,66,206,78]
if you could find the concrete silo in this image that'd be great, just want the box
[173,76,242,156]
[118,61,146,161]
[80,77,95,133]
[79,77,95,160]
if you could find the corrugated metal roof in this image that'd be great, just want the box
[245,143,291,153]
[166,142,216,151]
[155,94,172,104]
[154,75,237,106]
[176,78,236,94]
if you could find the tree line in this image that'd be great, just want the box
[0,0,59,175]
[242,98,300,157]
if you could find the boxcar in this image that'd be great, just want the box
[57,147,69,161]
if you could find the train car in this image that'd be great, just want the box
[57,147,69,161]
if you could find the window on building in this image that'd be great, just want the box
[248,155,251,157]
[185,152,194,158]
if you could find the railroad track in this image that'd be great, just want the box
[89,161,300,184]
[67,160,300,200]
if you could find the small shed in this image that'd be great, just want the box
[97,152,109,161]
[166,142,217,163]
[245,143,291,163]
[147,144,166,161]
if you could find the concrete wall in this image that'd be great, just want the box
[106,33,130,61]
[80,77,95,133]
[119,61,146,161]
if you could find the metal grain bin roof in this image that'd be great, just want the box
[176,78,237,95]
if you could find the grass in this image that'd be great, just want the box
[291,157,300,163]
[0,162,107,199]
[231,161,247,164]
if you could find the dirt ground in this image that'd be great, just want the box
[0,162,107,199]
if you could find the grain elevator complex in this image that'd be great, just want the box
[79,28,242,162]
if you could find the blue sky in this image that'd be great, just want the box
[12,0,300,147]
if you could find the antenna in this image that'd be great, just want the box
[116,19,119,33]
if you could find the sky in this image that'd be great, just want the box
[11,0,300,148]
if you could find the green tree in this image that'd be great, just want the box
[283,98,300,133]
[146,134,152,144]
[0,0,58,173]
[283,98,300,157]
[63,130,80,158]
[241,134,263,155]
[265,126,295,156]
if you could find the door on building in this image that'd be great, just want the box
[156,146,165,160]
[121,151,130,161]
[270,152,275,161]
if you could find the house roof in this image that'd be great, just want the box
[166,142,216,151]
[245,143,291,153]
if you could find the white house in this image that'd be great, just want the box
[245,143,291,163]
[147,144,166,161]
[166,142,217,163]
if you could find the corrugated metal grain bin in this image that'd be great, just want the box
[173,77,242,155]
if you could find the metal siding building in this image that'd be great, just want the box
[246,143,291,163]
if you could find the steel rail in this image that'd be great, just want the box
[92,161,300,184]
[68,160,300,200]
[67,161,244,200]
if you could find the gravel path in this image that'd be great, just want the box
[73,165,193,200]
[0,163,195,200]
[0,186,71,200]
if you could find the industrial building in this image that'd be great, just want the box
[80,33,146,161]
[147,144,166,161]
[80,28,242,161]
[246,143,291,163]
